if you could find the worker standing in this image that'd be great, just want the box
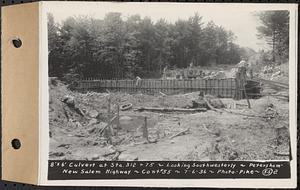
[135,76,142,87]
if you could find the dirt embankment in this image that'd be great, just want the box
[49,78,290,161]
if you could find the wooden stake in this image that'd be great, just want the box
[117,103,120,130]
[107,96,111,114]
[243,82,251,109]
[143,116,149,142]
[99,116,117,134]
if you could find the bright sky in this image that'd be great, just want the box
[44,2,291,51]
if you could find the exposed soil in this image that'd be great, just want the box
[49,78,290,161]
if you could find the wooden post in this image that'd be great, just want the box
[107,96,111,114]
[234,68,242,100]
[117,103,120,130]
[143,116,149,142]
[243,82,251,109]
[240,67,251,108]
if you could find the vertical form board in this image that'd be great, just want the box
[1,2,40,184]
[230,79,233,97]
[129,80,132,93]
[214,79,217,96]
[227,80,230,97]
[151,80,154,94]
[224,80,227,97]
[217,79,220,96]
[226,79,229,98]
[218,79,221,97]
[222,79,225,97]
[164,80,168,93]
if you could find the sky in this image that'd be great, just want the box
[44,2,291,51]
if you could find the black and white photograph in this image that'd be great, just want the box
[47,2,292,163]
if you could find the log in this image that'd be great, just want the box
[169,128,190,139]
[159,91,167,96]
[236,103,248,107]
[99,116,117,134]
[203,98,222,113]
[135,107,207,112]
[274,151,290,157]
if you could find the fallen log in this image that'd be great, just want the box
[274,151,290,157]
[99,116,117,134]
[134,139,158,145]
[159,91,167,96]
[203,98,222,113]
[135,107,207,112]
[222,109,269,118]
[169,128,190,139]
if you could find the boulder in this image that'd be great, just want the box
[120,116,133,121]
[62,95,75,107]
[91,154,100,161]
[213,71,226,79]
[89,110,99,118]
[118,153,138,161]
[87,118,98,126]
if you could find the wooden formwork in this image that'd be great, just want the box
[76,78,237,98]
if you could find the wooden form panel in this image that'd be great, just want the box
[78,78,236,98]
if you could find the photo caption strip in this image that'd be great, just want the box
[48,160,290,180]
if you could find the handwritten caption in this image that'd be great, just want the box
[48,161,290,180]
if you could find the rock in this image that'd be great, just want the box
[103,146,117,156]
[75,121,82,128]
[89,110,99,118]
[209,98,225,109]
[228,150,238,160]
[57,144,70,149]
[271,71,281,80]
[111,137,124,146]
[214,71,226,79]
[91,154,100,161]
[87,122,106,134]
[50,151,65,157]
[120,116,133,121]
[88,118,98,126]
[215,137,223,142]
[88,127,97,134]
[237,60,247,67]
[49,77,58,86]
[62,95,75,106]
[118,153,138,161]
[67,120,77,128]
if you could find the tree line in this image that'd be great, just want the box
[48,12,252,80]
[256,10,289,65]
[48,10,289,80]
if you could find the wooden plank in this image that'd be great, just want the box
[224,80,227,98]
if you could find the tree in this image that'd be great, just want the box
[48,12,246,81]
[256,10,289,63]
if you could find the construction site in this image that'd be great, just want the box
[49,62,290,162]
